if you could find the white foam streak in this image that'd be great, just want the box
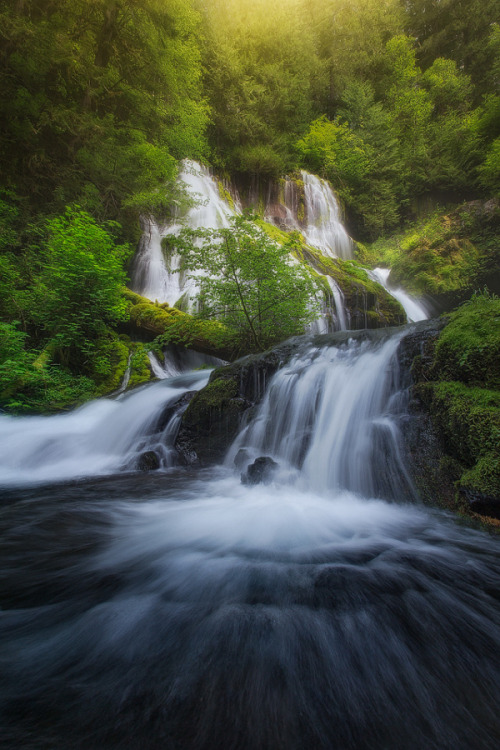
[301,172,354,260]
[368,267,428,323]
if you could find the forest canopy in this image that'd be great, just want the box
[0,0,499,410]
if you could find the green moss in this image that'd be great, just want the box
[128,344,152,388]
[124,288,233,356]
[183,375,239,426]
[92,333,130,394]
[433,293,500,389]
[216,179,235,210]
[412,298,500,514]
[364,200,499,296]
[424,380,500,502]
[255,219,291,246]
[461,454,500,498]
[292,244,405,326]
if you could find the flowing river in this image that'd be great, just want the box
[1,332,499,749]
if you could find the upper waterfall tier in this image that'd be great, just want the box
[265,171,354,260]
[131,160,239,306]
[301,172,354,259]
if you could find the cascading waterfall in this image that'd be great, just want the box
[0,370,210,486]
[301,171,354,260]
[131,160,239,307]
[368,266,428,322]
[228,333,412,500]
[327,275,349,330]
[266,171,354,261]
[148,347,227,379]
[1,330,500,749]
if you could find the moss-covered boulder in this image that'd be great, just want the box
[400,294,500,524]
[176,338,298,465]
[363,198,500,304]
[255,219,406,328]
[294,244,406,328]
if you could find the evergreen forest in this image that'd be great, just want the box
[0,0,499,433]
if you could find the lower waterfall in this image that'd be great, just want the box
[1,330,499,750]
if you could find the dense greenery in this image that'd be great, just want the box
[0,0,499,412]
[414,292,500,510]
[176,216,321,351]
[360,199,500,296]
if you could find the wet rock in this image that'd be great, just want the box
[234,448,251,470]
[241,456,279,485]
[137,451,160,471]
[461,488,500,520]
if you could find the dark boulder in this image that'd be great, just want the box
[137,451,160,471]
[241,456,279,486]
[234,448,251,470]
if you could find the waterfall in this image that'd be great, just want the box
[2,330,500,750]
[131,160,239,307]
[266,171,354,260]
[368,267,428,322]
[0,370,210,485]
[228,333,412,500]
[301,172,354,259]
[148,347,227,379]
[327,275,349,330]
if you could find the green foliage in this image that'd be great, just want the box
[426,380,500,500]
[414,292,500,505]
[124,288,233,356]
[478,138,500,195]
[296,116,371,200]
[403,0,500,98]
[433,292,500,389]
[177,215,321,351]
[31,208,129,366]
[0,0,208,221]
[198,0,320,173]
[367,203,498,296]
[0,321,94,413]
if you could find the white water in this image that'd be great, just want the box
[132,160,239,307]
[228,334,412,500]
[2,332,500,749]
[148,347,226,379]
[368,267,428,323]
[328,275,349,330]
[301,172,354,259]
[266,172,354,260]
[0,370,210,485]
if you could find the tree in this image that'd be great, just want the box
[176,215,320,351]
[0,0,208,222]
[31,207,129,367]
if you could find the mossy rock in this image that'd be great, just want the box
[292,244,406,328]
[91,333,130,395]
[365,198,500,300]
[403,296,500,524]
[179,375,251,465]
[432,293,500,389]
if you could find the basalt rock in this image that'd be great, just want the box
[241,456,279,485]
[137,451,160,471]
[176,328,408,467]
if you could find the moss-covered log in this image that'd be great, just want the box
[122,289,235,361]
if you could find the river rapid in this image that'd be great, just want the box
[1,335,500,749]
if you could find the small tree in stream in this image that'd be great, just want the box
[177,216,320,352]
